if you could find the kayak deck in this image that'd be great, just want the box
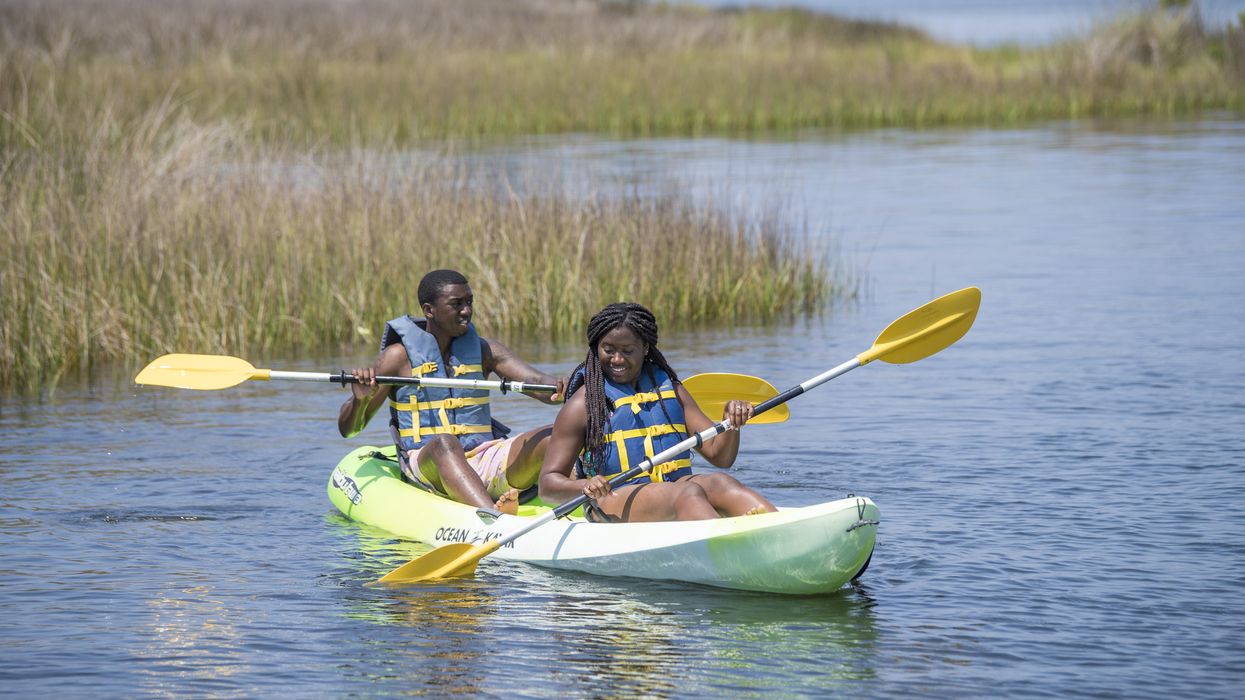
[329,445,879,595]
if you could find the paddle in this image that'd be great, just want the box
[374,286,982,585]
[133,354,780,416]
[134,353,560,394]
[682,373,789,425]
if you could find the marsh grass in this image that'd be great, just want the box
[3,0,1241,149]
[0,101,832,392]
[4,0,1243,391]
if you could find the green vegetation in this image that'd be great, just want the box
[2,0,1242,392]
[0,98,830,392]
[3,0,1240,147]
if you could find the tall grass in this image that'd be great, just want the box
[4,0,1242,392]
[2,0,1241,150]
[0,100,832,393]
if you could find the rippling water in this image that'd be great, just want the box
[3,119,1244,697]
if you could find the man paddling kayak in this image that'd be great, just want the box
[338,269,566,515]
[539,302,775,522]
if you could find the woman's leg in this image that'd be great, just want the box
[682,472,776,517]
[593,481,719,522]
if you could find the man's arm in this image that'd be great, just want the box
[337,343,409,437]
[480,337,567,404]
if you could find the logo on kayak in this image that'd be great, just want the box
[434,526,513,548]
[331,467,362,505]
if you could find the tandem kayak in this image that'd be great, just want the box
[328,444,879,595]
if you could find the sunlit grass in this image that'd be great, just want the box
[3,0,1242,391]
[3,0,1241,149]
[0,102,834,392]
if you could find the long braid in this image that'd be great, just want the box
[573,302,680,475]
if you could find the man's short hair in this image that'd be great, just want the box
[417,269,470,306]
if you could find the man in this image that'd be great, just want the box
[339,269,566,514]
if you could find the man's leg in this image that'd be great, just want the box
[500,425,554,491]
[416,435,498,510]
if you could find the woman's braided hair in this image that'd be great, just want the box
[567,302,681,475]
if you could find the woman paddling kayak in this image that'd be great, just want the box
[539,302,776,522]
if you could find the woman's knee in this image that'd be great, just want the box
[672,481,710,504]
[691,472,743,494]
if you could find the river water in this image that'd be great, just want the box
[3,118,1244,697]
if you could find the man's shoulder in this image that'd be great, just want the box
[376,342,410,373]
[477,334,500,362]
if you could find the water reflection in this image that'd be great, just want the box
[331,513,879,696]
[134,584,245,697]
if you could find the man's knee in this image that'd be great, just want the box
[518,425,553,445]
[422,434,464,458]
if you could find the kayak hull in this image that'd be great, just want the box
[329,445,879,595]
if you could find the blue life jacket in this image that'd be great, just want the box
[577,365,693,486]
[381,316,505,456]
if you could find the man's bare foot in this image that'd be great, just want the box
[493,488,520,516]
[743,504,769,516]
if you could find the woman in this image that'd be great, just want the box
[539,302,776,522]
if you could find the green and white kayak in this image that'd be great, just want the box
[328,444,879,595]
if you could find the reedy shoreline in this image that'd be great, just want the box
[3,0,1240,145]
[2,0,1241,392]
[0,102,832,393]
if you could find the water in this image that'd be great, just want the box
[3,118,1244,697]
[695,0,1245,46]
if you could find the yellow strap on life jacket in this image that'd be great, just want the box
[452,363,483,377]
[412,361,438,376]
[391,395,491,440]
[397,423,492,439]
[391,395,490,412]
[603,423,688,472]
[612,389,678,414]
[640,459,694,483]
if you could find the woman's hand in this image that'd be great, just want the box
[722,399,754,430]
[581,475,612,501]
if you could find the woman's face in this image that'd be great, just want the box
[596,326,648,386]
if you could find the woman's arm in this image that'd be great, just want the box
[677,383,753,468]
[538,388,602,504]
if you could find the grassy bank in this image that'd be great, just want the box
[3,0,1242,392]
[0,102,832,393]
[3,0,1242,147]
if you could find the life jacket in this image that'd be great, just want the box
[577,365,693,486]
[381,315,504,457]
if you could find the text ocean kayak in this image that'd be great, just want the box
[328,444,879,595]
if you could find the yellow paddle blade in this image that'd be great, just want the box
[374,541,499,585]
[683,373,790,425]
[858,287,981,365]
[134,353,271,390]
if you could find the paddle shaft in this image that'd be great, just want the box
[484,360,865,551]
[265,370,557,394]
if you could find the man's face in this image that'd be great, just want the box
[422,283,474,337]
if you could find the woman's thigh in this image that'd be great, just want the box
[596,481,715,522]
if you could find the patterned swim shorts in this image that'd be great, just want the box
[403,437,515,499]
